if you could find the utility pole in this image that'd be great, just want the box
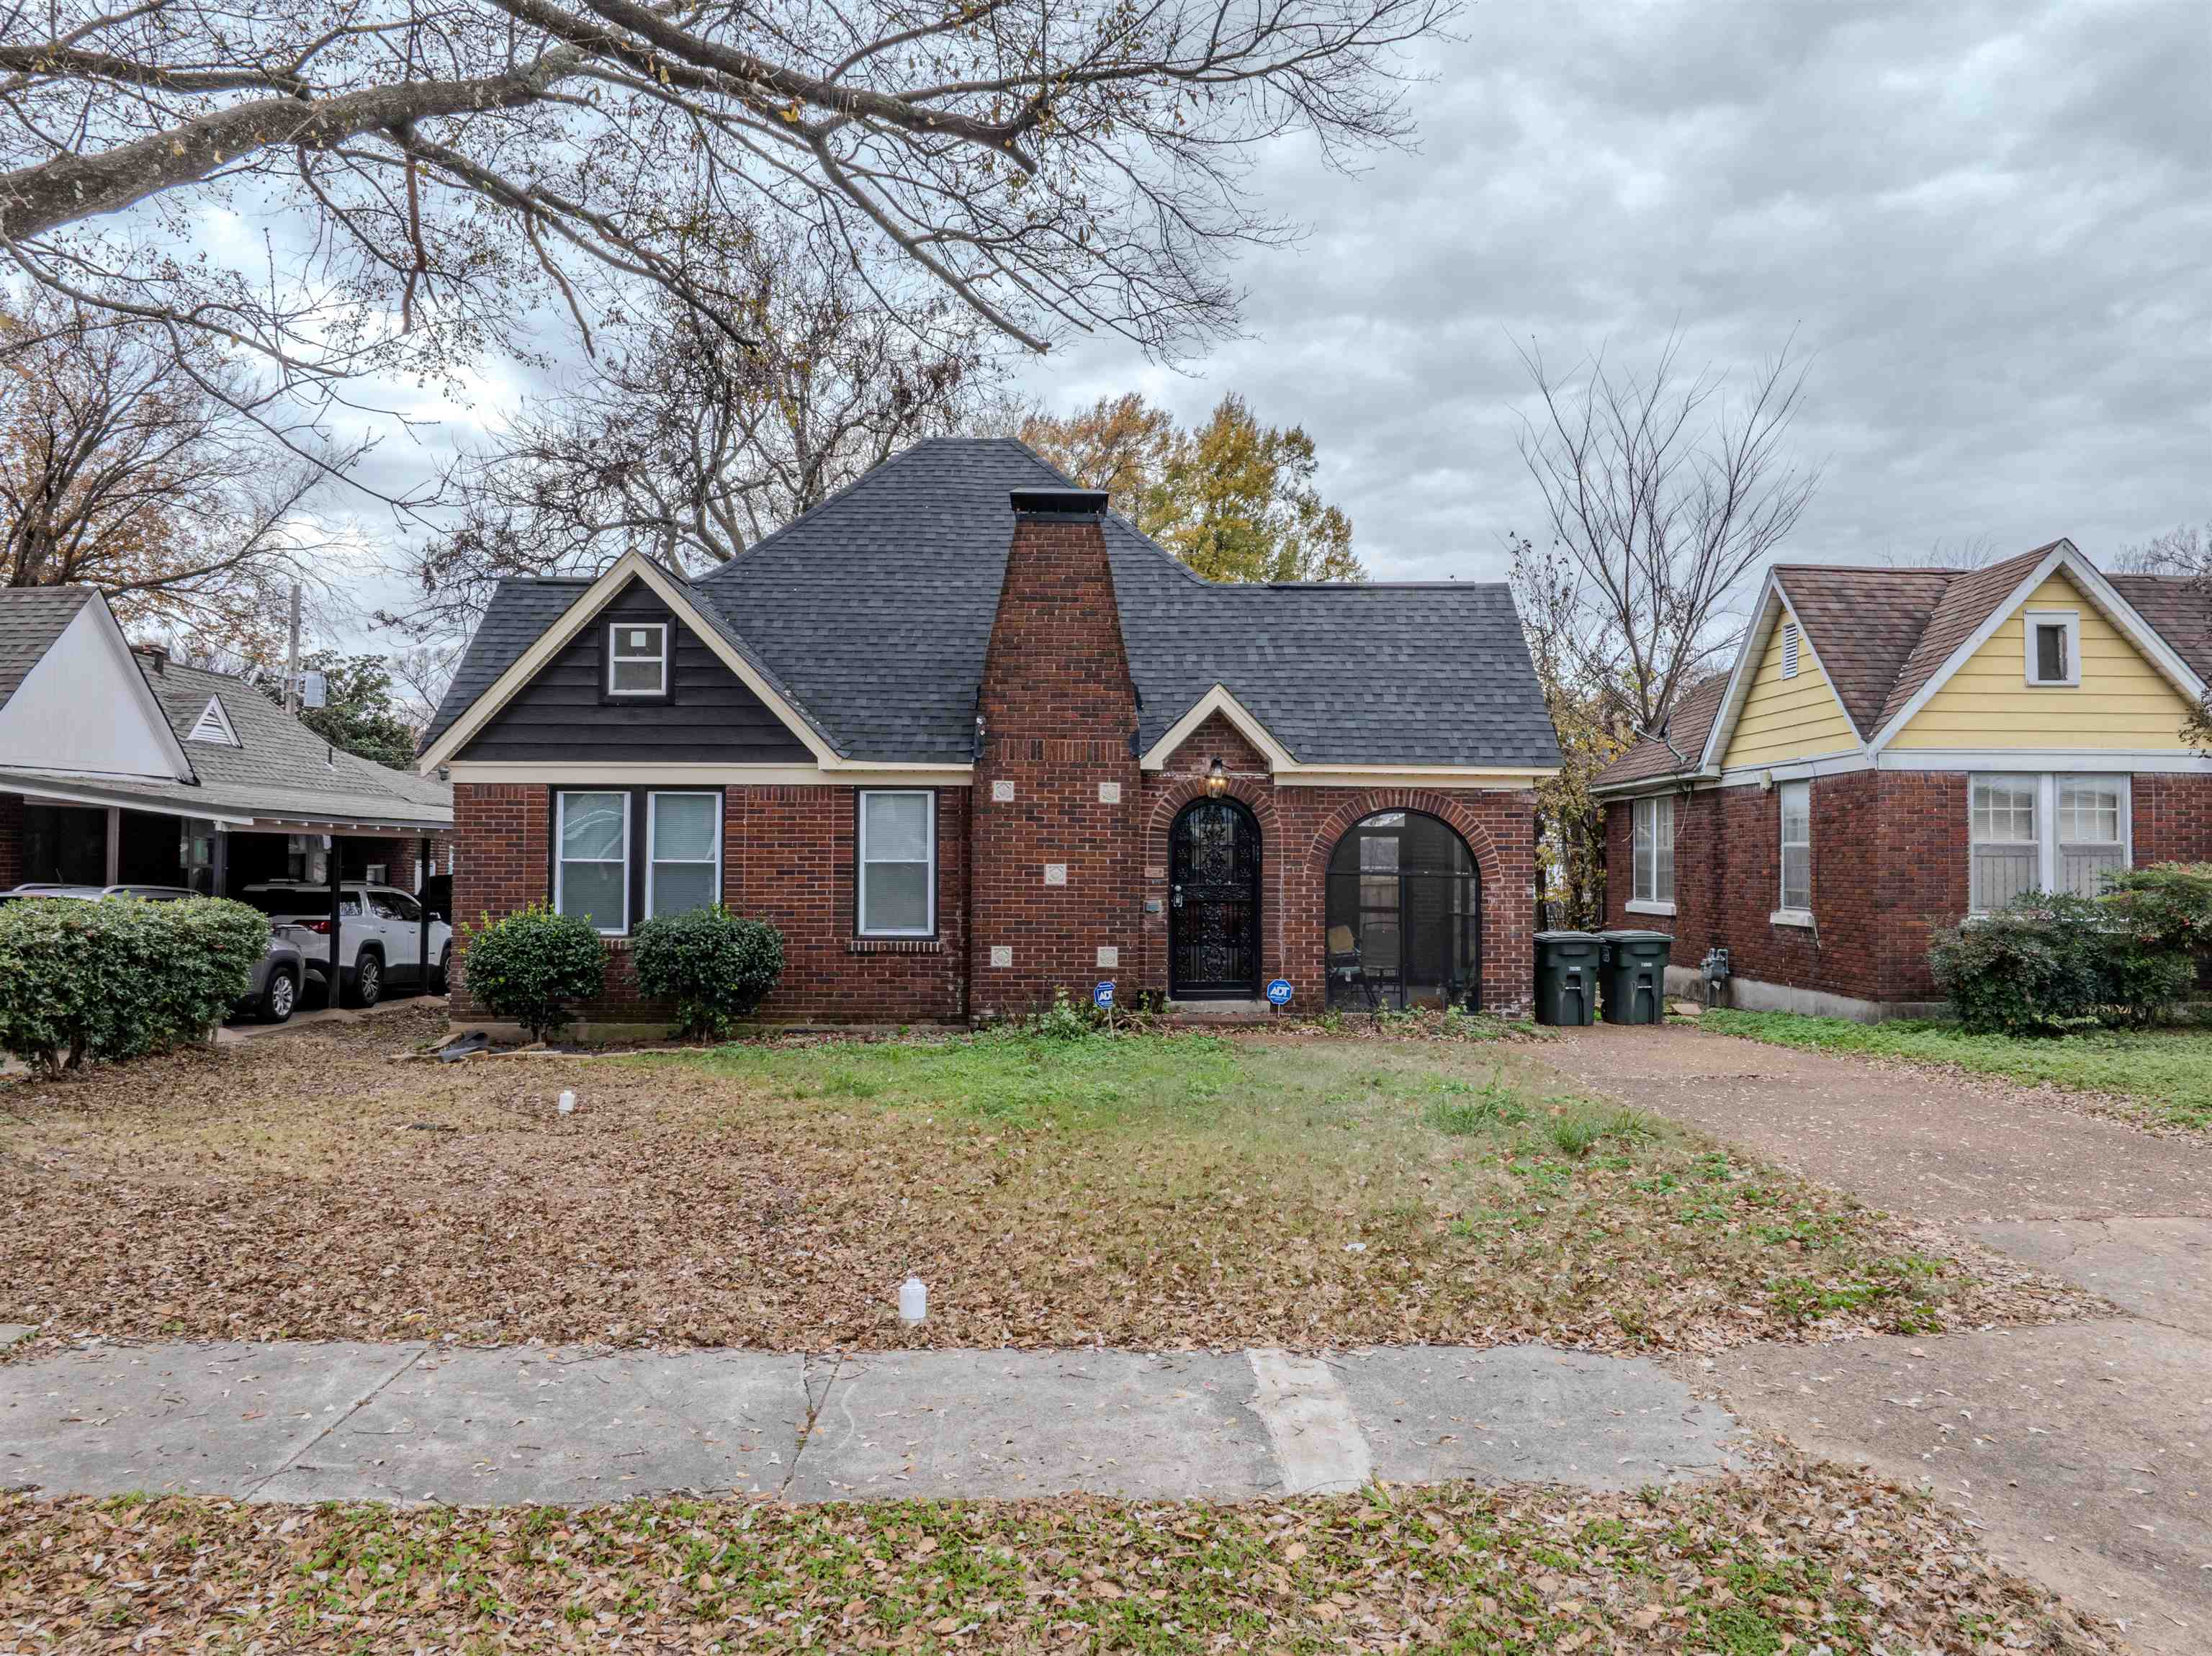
[283,584,302,716]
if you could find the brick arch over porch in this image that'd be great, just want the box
[1299,789,1506,879]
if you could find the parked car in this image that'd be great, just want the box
[0,883,303,1023]
[235,881,454,1008]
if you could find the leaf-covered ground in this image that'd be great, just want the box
[0,1457,2122,1654]
[0,1011,2088,1359]
[1699,1008,2212,1131]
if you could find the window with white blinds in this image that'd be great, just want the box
[1632,794,1674,906]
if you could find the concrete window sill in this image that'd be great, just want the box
[848,937,945,954]
[1769,908,1816,930]
[1624,899,1676,917]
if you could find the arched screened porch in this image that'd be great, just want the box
[1325,809,1481,1011]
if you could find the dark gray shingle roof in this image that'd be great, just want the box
[0,587,93,706]
[426,437,1561,770]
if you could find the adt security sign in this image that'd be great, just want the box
[1264,978,1294,1008]
[1093,980,1115,1010]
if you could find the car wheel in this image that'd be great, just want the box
[431,945,452,996]
[259,967,298,1025]
[348,950,383,1009]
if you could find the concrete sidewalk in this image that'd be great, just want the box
[0,1337,1740,1506]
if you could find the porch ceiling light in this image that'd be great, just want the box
[1205,757,1228,798]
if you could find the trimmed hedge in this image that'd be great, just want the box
[0,895,269,1076]
[461,904,609,1040]
[631,906,785,1040]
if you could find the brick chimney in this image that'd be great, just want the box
[968,488,1142,1016]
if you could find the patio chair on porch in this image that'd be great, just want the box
[1326,924,1382,1012]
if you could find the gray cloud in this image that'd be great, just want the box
[1022,0,2212,590]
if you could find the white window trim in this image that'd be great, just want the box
[1778,779,1812,915]
[857,788,937,938]
[645,791,722,920]
[2023,610,2081,688]
[554,790,631,935]
[1966,772,2133,913]
[1631,794,1674,907]
[606,621,671,698]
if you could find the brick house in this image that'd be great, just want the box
[418,438,1561,1032]
[1592,541,2212,1020]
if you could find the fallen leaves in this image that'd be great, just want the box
[0,1454,2125,1653]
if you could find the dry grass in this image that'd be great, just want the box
[0,1455,2123,1653]
[0,1012,2090,1359]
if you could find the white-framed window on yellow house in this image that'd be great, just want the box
[1631,793,1673,909]
[2023,611,2080,688]
[1969,773,2131,912]
[1777,780,1812,915]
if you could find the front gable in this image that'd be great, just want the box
[0,593,194,780]
[1889,568,2201,751]
[454,577,816,765]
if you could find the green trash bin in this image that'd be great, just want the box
[1533,931,1601,1026]
[1598,930,1673,1025]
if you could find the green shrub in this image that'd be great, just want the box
[630,906,785,1040]
[1929,882,2200,1035]
[461,904,608,1040]
[1028,988,1101,1040]
[0,895,268,1076]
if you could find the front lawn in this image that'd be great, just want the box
[0,1011,2084,1357]
[0,1459,2120,1654]
[1699,1009,2212,1130]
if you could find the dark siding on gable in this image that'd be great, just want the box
[456,581,814,763]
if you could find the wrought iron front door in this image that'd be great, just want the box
[1169,798,1261,998]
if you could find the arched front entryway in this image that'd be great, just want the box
[1169,797,1262,998]
[1326,809,1480,1010]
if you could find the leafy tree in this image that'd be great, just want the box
[1017,393,1364,582]
[0,294,351,654]
[292,652,421,770]
[391,227,1002,636]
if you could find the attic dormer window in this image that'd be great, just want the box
[2024,611,2080,688]
[187,694,240,747]
[606,621,670,698]
[1780,621,1800,680]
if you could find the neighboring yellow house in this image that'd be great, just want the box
[1593,539,2212,1020]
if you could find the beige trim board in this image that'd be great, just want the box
[1140,684,1298,772]
[418,552,840,772]
[446,762,974,787]
[1276,768,1554,789]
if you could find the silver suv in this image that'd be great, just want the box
[237,882,454,1008]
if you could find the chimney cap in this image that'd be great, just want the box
[1010,487,1109,518]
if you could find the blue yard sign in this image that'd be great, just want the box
[1094,980,1115,1009]
[1264,978,1293,1007]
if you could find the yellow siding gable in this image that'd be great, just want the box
[1720,609,1859,768]
[1889,572,2197,750]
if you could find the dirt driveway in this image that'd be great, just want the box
[1540,1022,2212,1653]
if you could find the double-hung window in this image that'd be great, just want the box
[606,621,670,697]
[647,792,721,918]
[1777,780,1812,916]
[1969,773,2131,911]
[556,791,630,934]
[858,791,936,936]
[1630,794,1674,909]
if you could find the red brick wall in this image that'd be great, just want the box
[1605,770,2212,1009]
[448,781,970,1025]
[967,508,1143,1017]
[1138,724,1539,1015]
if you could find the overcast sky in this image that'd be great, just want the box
[337,0,2210,640]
